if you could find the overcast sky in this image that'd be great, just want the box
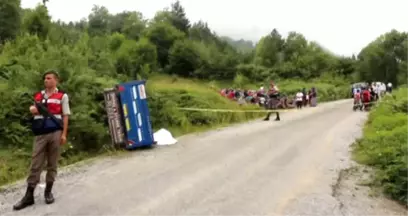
[21,0,407,56]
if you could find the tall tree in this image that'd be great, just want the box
[170,0,191,34]
[356,29,407,85]
[0,0,21,44]
[122,12,146,40]
[88,5,111,36]
[22,4,51,39]
[254,28,285,67]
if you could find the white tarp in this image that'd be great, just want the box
[153,128,177,145]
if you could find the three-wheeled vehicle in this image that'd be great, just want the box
[103,80,156,150]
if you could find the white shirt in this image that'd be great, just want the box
[296,92,303,101]
[374,85,380,93]
[381,84,386,91]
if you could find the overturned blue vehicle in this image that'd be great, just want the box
[103,80,156,150]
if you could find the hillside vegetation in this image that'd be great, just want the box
[0,0,406,191]
[350,27,407,206]
[220,36,255,53]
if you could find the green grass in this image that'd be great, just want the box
[146,75,270,136]
[0,75,350,187]
[351,88,408,205]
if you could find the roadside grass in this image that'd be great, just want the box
[351,87,408,206]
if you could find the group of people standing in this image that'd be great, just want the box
[295,88,318,109]
[220,87,267,105]
[261,82,318,121]
[352,81,393,110]
[220,82,319,121]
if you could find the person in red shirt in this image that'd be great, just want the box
[227,90,235,100]
[361,87,371,110]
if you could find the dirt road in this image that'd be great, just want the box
[1,99,406,215]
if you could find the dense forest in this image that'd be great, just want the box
[0,0,407,188]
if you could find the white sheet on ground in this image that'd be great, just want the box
[153,128,177,145]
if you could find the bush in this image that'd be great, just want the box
[352,88,408,205]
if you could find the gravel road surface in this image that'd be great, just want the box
[1,99,406,215]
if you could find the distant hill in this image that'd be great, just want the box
[220,36,255,53]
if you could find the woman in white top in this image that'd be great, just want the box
[295,91,304,109]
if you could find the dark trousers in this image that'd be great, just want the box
[265,111,280,120]
[296,101,302,109]
[264,97,281,121]
[27,130,62,187]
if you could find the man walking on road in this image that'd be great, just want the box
[13,70,71,211]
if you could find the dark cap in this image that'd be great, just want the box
[42,69,60,80]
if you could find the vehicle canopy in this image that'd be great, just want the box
[351,82,367,89]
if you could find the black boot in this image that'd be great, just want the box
[13,185,35,211]
[44,182,55,204]
[274,113,281,121]
[263,112,271,121]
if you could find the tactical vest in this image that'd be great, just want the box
[31,90,64,135]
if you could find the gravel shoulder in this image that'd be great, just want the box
[0,99,406,216]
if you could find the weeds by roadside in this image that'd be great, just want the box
[352,88,408,206]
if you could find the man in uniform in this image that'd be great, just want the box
[263,81,281,121]
[13,70,71,211]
